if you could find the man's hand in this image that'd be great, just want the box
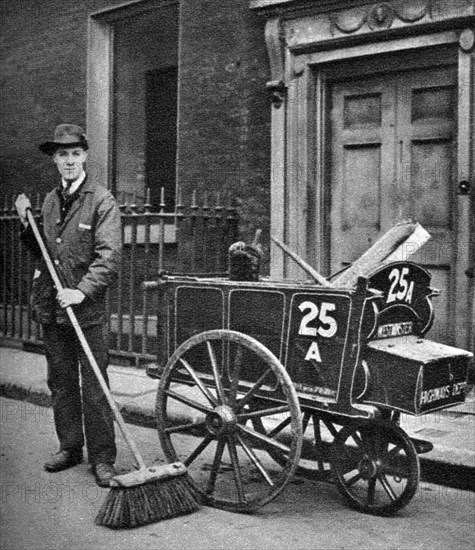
[15,194,32,227]
[57,289,86,308]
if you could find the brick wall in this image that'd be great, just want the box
[0,0,271,261]
[0,0,91,198]
[179,1,271,247]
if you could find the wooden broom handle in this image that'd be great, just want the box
[26,208,147,470]
[271,236,333,288]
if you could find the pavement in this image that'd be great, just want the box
[1,344,474,492]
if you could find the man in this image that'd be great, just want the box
[15,124,122,487]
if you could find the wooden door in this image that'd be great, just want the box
[329,66,457,343]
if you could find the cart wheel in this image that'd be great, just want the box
[330,420,420,515]
[156,329,302,512]
[251,410,343,480]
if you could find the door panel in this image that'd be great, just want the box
[330,79,395,273]
[398,69,456,342]
[412,140,453,228]
[329,66,457,343]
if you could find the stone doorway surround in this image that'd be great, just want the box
[250,0,474,349]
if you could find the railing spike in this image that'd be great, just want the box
[130,191,137,214]
[203,190,209,209]
[176,187,183,208]
[144,187,152,213]
[226,192,238,220]
[119,193,127,213]
[215,191,223,217]
[175,187,184,218]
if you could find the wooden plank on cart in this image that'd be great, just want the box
[333,221,430,288]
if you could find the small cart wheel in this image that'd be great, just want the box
[156,329,302,512]
[251,410,343,481]
[330,420,420,515]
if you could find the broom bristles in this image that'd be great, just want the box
[95,474,200,529]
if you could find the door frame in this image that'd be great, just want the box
[86,0,179,192]
[268,28,473,349]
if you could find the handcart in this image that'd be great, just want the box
[144,260,473,516]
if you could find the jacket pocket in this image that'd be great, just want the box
[31,269,56,323]
[76,226,94,260]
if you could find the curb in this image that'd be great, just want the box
[1,378,473,493]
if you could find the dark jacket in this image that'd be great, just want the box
[21,177,122,326]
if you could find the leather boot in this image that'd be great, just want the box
[93,463,116,487]
[44,450,83,472]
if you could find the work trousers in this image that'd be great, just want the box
[42,323,117,465]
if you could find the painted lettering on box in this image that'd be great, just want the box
[420,382,467,405]
[377,321,413,339]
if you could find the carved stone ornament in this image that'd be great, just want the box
[266,80,287,108]
[459,28,475,52]
[368,3,395,30]
[395,0,430,22]
[265,18,287,108]
[332,7,368,34]
[331,0,432,36]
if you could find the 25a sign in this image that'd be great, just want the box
[387,266,414,304]
[367,262,435,338]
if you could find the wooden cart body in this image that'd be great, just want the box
[146,261,473,515]
[153,261,472,418]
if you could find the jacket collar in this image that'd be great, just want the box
[61,170,86,195]
[77,175,95,194]
[56,174,93,201]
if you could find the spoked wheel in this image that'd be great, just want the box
[252,409,343,480]
[330,420,420,515]
[156,329,302,512]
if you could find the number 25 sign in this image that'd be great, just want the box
[298,301,338,338]
[288,293,351,364]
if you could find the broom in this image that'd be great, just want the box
[26,207,199,528]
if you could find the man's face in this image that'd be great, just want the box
[53,147,87,183]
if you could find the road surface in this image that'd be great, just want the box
[1,397,474,550]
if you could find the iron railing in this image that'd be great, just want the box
[0,189,239,365]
